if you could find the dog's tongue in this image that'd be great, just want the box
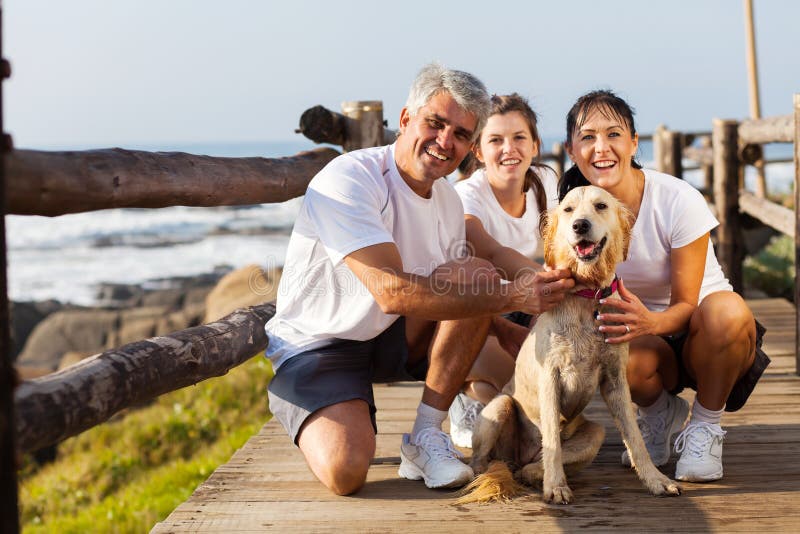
[576,241,597,256]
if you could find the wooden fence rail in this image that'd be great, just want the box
[739,114,794,144]
[6,147,339,217]
[14,303,275,453]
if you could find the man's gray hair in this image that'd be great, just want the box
[405,63,491,140]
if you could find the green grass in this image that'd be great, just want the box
[744,233,795,300]
[19,357,273,533]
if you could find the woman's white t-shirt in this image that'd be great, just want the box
[617,168,732,312]
[454,167,559,260]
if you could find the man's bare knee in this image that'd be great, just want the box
[297,400,376,495]
[321,447,372,495]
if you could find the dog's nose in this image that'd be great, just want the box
[572,219,591,235]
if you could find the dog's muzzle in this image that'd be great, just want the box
[573,236,607,261]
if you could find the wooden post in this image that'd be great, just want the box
[0,4,20,531]
[654,125,683,178]
[794,94,800,376]
[341,101,384,152]
[713,119,744,292]
[654,124,666,174]
[551,142,565,178]
[744,0,767,198]
[700,136,714,196]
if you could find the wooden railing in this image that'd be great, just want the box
[653,95,799,374]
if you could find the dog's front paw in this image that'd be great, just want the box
[645,474,682,497]
[543,480,573,504]
[471,457,489,475]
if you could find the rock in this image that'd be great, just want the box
[156,303,206,335]
[95,283,145,307]
[140,288,186,309]
[16,268,238,373]
[15,365,52,380]
[16,309,120,370]
[10,300,67,361]
[108,307,168,347]
[204,265,281,323]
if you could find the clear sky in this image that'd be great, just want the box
[5,0,799,150]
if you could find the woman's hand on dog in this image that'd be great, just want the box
[595,279,657,343]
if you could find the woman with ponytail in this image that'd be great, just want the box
[448,93,559,447]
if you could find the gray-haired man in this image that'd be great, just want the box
[265,63,574,495]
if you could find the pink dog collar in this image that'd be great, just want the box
[574,276,619,300]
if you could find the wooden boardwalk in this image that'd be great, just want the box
[154,298,800,533]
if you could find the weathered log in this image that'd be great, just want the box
[712,119,744,292]
[6,147,340,217]
[297,105,348,145]
[341,100,385,152]
[738,115,793,144]
[14,303,276,453]
[794,94,800,376]
[548,142,566,178]
[297,104,396,148]
[738,191,794,237]
[0,42,20,529]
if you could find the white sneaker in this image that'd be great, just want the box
[398,428,474,489]
[448,393,484,448]
[674,421,726,482]
[622,394,689,467]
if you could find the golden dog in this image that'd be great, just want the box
[462,185,681,505]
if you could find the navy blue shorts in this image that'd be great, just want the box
[503,311,534,328]
[267,317,427,444]
[664,319,769,412]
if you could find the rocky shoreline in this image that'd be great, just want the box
[12,264,281,380]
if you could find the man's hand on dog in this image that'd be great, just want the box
[512,268,575,315]
[596,279,658,343]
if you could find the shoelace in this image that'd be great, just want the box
[674,422,726,458]
[414,427,464,460]
[461,399,483,429]
[636,410,667,444]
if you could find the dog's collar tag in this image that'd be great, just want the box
[574,276,619,300]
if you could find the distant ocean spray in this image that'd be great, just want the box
[7,138,795,305]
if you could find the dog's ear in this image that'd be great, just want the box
[541,208,558,268]
[617,202,636,260]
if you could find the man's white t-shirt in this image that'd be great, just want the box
[455,167,559,260]
[616,168,732,312]
[265,143,466,370]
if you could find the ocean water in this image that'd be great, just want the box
[6,138,795,305]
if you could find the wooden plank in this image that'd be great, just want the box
[739,114,793,144]
[153,298,800,533]
[739,190,794,237]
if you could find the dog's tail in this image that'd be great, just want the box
[454,460,524,504]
